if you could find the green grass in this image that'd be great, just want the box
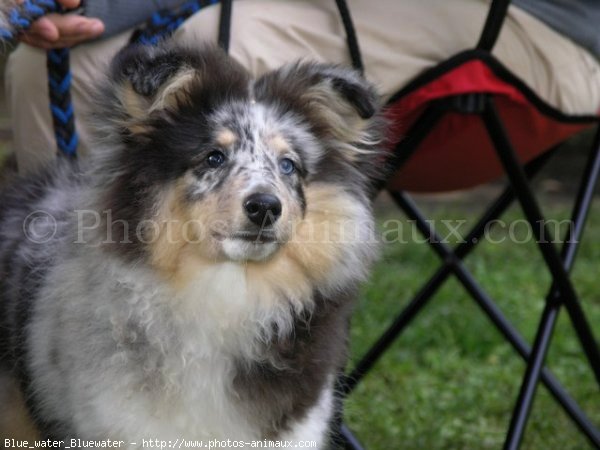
[345,199,600,449]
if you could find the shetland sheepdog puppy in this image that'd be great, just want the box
[0,44,386,446]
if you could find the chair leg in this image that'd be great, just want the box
[339,424,367,450]
[385,103,448,177]
[504,131,600,449]
[394,191,600,447]
[482,98,600,386]
[342,149,599,443]
[503,301,561,450]
[482,99,600,449]
[341,98,600,448]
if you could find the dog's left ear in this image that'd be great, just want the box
[327,71,377,120]
[255,63,382,145]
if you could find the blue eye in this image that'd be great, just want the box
[279,158,296,175]
[207,151,226,168]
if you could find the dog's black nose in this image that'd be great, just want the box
[244,193,282,226]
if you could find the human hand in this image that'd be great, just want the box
[18,0,104,49]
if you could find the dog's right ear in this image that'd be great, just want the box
[104,45,249,135]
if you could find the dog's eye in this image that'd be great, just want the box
[279,158,296,175]
[207,151,226,168]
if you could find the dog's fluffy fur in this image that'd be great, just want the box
[0,44,386,446]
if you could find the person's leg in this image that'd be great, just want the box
[7,0,600,174]
[175,0,600,114]
[5,30,130,174]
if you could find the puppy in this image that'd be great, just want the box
[0,44,386,446]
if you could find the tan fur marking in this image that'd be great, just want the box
[246,251,312,309]
[149,176,229,288]
[268,134,291,155]
[148,181,194,281]
[285,183,364,282]
[121,83,150,122]
[151,69,197,113]
[119,83,154,135]
[216,129,238,148]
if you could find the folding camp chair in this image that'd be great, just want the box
[337,1,600,449]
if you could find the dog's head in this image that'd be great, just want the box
[92,45,387,287]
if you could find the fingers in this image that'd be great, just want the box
[27,16,60,41]
[19,14,104,49]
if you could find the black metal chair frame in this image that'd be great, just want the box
[339,1,600,448]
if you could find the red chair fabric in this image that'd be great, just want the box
[385,51,598,193]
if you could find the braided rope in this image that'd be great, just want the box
[0,0,61,41]
[0,0,78,157]
[47,48,78,156]
[1,0,215,159]
[133,0,214,45]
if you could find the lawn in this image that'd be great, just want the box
[345,196,600,449]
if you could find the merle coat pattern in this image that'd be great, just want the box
[0,44,387,447]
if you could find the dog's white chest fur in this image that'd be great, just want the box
[27,254,332,444]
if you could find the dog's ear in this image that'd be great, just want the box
[108,45,199,128]
[254,63,381,145]
[103,44,249,135]
[325,70,377,120]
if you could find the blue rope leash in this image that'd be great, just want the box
[0,0,60,40]
[134,0,217,45]
[0,0,214,158]
[47,47,78,156]
[0,0,76,157]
